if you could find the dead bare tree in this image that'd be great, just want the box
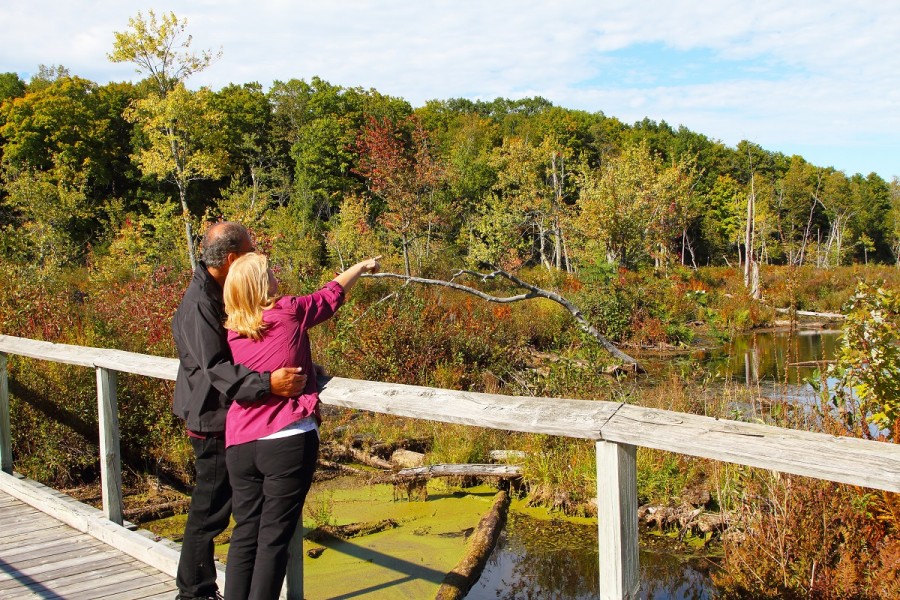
[366,266,643,372]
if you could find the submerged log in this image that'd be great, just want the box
[638,504,730,537]
[123,498,190,523]
[435,490,510,600]
[305,518,400,543]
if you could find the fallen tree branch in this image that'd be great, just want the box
[435,490,510,600]
[331,443,394,470]
[775,308,845,320]
[392,463,522,481]
[367,267,643,372]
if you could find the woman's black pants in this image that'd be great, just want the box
[224,431,319,600]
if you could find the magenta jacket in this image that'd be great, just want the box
[225,281,344,447]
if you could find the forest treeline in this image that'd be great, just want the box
[0,13,898,280]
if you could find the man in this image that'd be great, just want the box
[171,222,305,600]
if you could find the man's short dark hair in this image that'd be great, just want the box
[201,222,248,268]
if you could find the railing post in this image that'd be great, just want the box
[282,520,304,599]
[596,440,640,599]
[0,352,11,473]
[96,366,124,525]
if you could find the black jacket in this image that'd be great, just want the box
[171,263,270,433]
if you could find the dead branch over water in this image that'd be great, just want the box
[367,267,643,371]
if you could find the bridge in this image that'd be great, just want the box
[1,333,899,599]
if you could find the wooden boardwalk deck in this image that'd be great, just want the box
[0,490,178,599]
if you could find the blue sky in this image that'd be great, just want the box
[1,0,898,181]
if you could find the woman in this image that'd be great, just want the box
[222,252,380,600]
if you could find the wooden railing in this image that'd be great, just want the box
[1,333,899,600]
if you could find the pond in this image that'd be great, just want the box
[707,328,841,390]
[468,513,717,600]
[467,327,843,600]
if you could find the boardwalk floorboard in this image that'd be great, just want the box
[0,490,177,599]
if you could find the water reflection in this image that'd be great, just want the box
[705,329,841,400]
[467,514,715,600]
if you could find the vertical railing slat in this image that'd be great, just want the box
[282,521,304,599]
[596,440,640,599]
[0,353,11,473]
[96,366,124,525]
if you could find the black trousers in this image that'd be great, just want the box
[224,431,319,600]
[176,436,232,599]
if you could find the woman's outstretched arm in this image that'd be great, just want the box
[334,256,381,293]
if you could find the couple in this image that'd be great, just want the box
[172,221,379,600]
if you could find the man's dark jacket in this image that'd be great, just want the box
[172,262,270,434]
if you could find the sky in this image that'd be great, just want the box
[1,0,898,181]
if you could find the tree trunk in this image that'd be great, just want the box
[178,183,197,271]
[402,232,411,277]
[744,198,753,287]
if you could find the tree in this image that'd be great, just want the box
[0,72,26,104]
[268,77,411,223]
[326,193,380,270]
[108,10,220,96]
[700,174,745,266]
[847,173,892,263]
[442,113,499,213]
[109,10,222,269]
[890,177,900,266]
[355,115,446,276]
[816,170,854,267]
[775,156,823,266]
[27,65,71,92]
[125,84,228,270]
[825,282,900,441]
[0,75,133,262]
[573,141,696,270]
[488,135,576,272]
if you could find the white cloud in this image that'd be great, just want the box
[0,0,897,178]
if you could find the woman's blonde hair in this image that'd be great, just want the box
[224,252,277,340]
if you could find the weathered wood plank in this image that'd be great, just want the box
[317,375,618,438]
[96,366,124,524]
[0,472,214,586]
[56,569,170,598]
[0,335,178,380]
[0,558,140,593]
[0,352,10,473]
[2,561,141,598]
[596,441,639,600]
[0,549,118,587]
[0,489,177,598]
[599,404,900,492]
[95,580,179,600]
[0,537,87,562]
[0,524,70,547]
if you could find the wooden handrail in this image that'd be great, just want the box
[2,333,899,599]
